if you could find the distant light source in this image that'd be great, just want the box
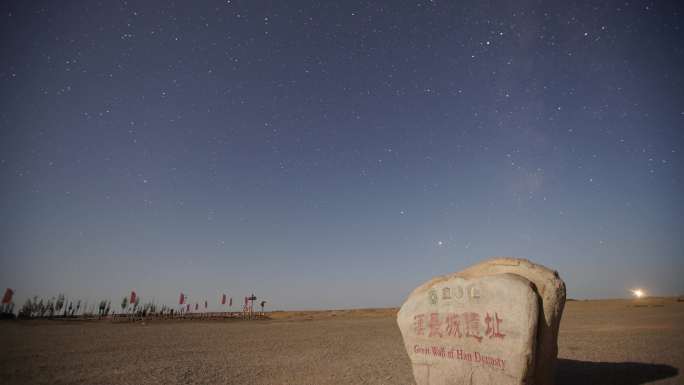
[631,289,645,298]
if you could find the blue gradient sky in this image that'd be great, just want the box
[1,0,682,310]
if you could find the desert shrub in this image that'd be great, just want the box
[55,294,65,317]
[18,298,31,318]
[0,302,15,319]
[18,297,39,318]
[46,298,55,318]
[98,300,106,317]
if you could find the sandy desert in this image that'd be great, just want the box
[0,298,681,385]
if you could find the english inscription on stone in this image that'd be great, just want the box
[398,273,539,385]
[456,258,566,385]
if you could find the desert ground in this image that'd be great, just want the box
[0,298,682,385]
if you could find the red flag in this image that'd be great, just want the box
[179,292,185,305]
[229,297,232,306]
[221,294,226,305]
[1,288,14,304]
[130,291,137,304]
[204,300,208,309]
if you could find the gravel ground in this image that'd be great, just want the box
[0,299,681,385]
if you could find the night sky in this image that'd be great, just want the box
[1,1,682,310]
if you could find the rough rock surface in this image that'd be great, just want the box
[398,257,566,385]
[457,258,566,385]
[398,273,540,385]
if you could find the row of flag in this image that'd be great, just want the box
[127,291,234,307]
[179,292,232,307]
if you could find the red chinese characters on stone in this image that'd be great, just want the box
[414,311,505,343]
[485,312,506,339]
[463,312,483,342]
[428,313,443,338]
[413,314,426,336]
[445,313,463,337]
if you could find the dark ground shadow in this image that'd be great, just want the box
[556,359,679,385]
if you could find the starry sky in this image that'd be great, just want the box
[1,1,682,310]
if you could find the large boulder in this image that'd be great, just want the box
[457,258,566,385]
[398,258,566,385]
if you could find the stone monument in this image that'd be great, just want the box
[397,257,566,385]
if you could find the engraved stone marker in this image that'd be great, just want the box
[398,258,566,385]
[456,258,566,385]
[398,273,539,385]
